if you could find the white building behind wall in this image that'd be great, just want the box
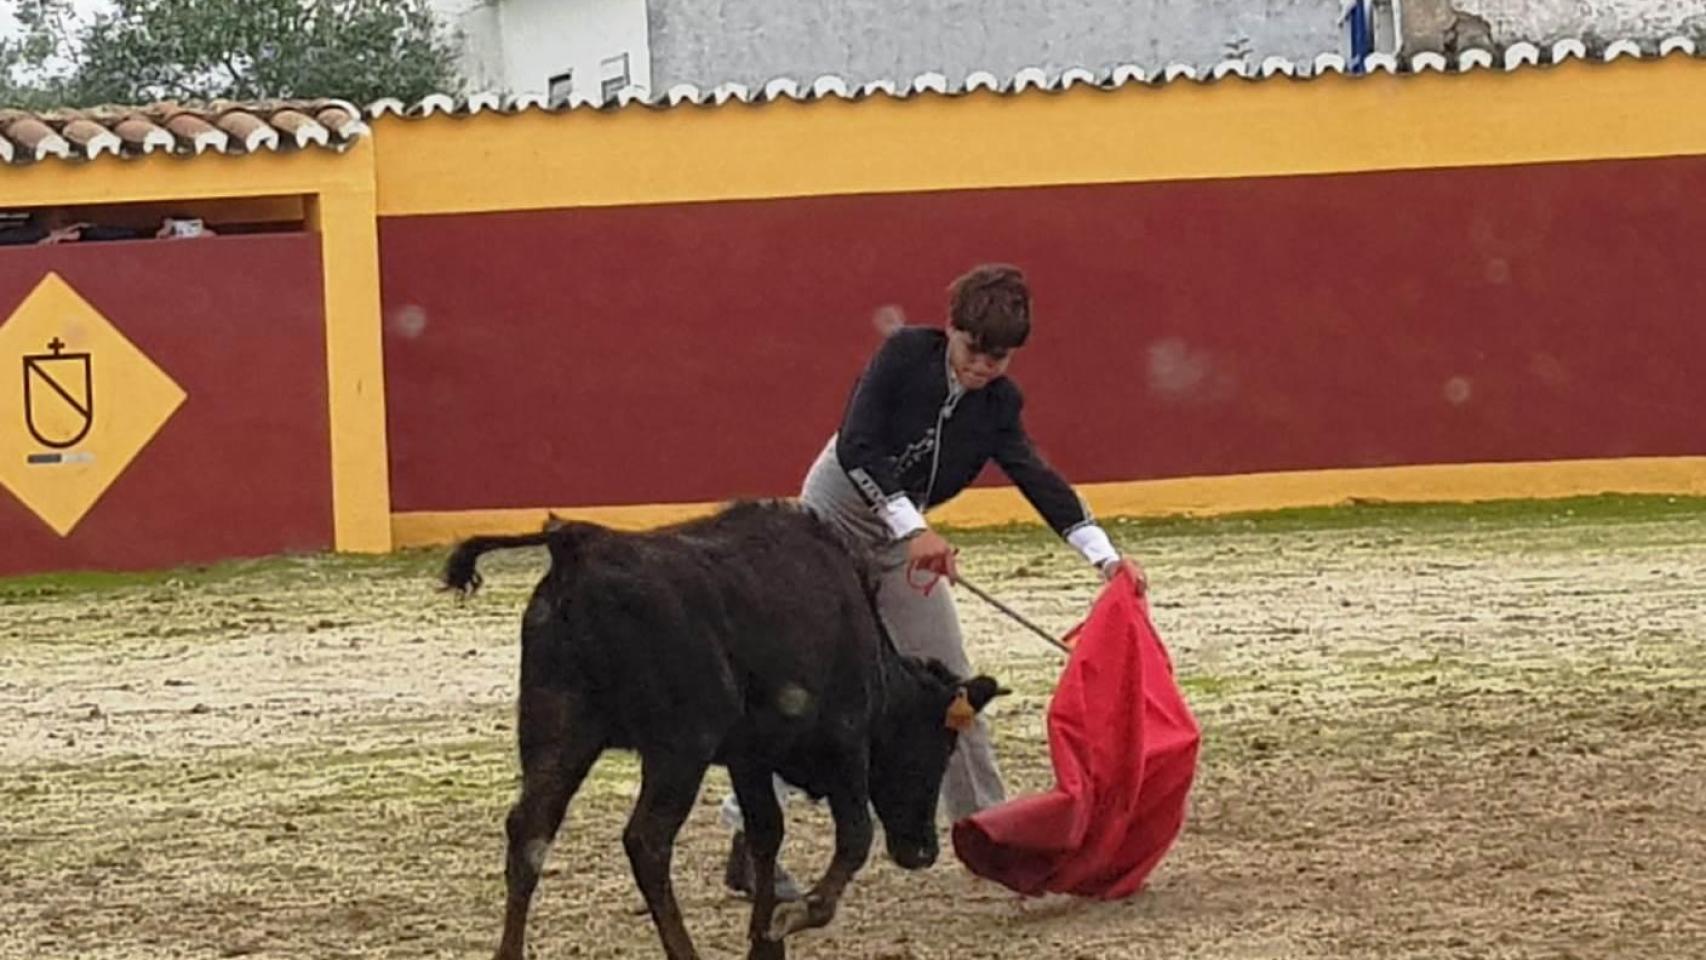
[430,0,1706,106]
[433,0,1362,105]
[432,0,652,105]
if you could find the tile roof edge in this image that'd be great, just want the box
[354,36,1705,120]
[6,36,1700,168]
[0,97,370,169]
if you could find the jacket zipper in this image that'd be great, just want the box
[921,350,963,511]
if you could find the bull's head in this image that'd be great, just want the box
[868,659,1009,870]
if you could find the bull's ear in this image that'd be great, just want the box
[963,676,1010,712]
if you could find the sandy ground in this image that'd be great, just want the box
[3,499,1703,960]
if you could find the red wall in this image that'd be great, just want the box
[0,235,332,575]
[379,155,1706,513]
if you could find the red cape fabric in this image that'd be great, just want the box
[951,570,1201,899]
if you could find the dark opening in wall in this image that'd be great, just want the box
[0,195,308,248]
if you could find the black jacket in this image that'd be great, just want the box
[834,327,1093,540]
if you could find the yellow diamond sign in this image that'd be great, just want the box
[0,272,186,536]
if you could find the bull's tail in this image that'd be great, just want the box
[442,530,567,596]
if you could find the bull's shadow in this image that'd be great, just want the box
[443,500,1007,960]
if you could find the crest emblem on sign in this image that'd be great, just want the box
[1,272,186,537]
[23,337,94,450]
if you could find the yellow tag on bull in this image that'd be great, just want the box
[945,689,976,732]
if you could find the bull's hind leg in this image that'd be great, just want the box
[624,751,713,960]
[729,764,788,960]
[494,689,606,960]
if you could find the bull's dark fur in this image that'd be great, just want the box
[446,499,1004,960]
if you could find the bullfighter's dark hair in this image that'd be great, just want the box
[948,263,1030,354]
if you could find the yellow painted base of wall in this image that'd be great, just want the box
[388,456,1706,548]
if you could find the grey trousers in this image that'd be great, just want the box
[720,438,1007,830]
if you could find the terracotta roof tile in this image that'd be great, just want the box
[0,98,368,167]
[0,111,69,162]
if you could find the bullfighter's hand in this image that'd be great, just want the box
[39,223,87,245]
[906,529,959,583]
[1102,555,1148,596]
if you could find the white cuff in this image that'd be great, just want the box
[879,496,928,540]
[1067,524,1119,569]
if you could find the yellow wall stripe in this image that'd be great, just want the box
[309,142,393,553]
[2,147,369,207]
[389,456,1706,548]
[372,58,1706,218]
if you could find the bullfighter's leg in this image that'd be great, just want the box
[625,751,712,960]
[798,438,1003,814]
[768,763,873,941]
[729,764,789,960]
[494,688,606,960]
[877,556,1007,820]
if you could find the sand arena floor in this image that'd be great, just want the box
[3,497,1702,959]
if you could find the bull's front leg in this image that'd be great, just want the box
[768,772,872,943]
[729,764,789,960]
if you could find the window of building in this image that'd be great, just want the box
[548,70,574,107]
[600,53,631,102]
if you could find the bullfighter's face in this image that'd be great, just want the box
[947,327,1013,390]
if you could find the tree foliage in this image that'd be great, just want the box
[0,0,81,108]
[2,0,463,108]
